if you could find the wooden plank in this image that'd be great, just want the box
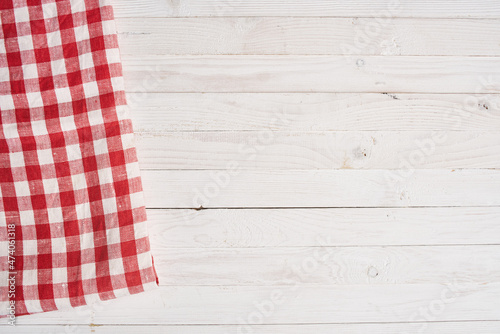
[141,169,500,208]
[13,284,500,324]
[152,246,500,286]
[146,207,500,247]
[127,93,500,132]
[135,131,500,169]
[116,18,500,56]
[5,322,500,333]
[111,0,500,18]
[122,55,500,93]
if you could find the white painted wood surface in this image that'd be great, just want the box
[135,131,500,169]
[112,0,500,18]
[128,93,500,131]
[122,55,500,93]
[116,18,500,56]
[147,208,500,247]
[142,169,500,208]
[153,246,500,285]
[9,284,500,323]
[9,322,500,334]
[4,0,500,332]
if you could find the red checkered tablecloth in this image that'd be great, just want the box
[0,0,158,318]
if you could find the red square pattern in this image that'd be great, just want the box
[0,0,158,318]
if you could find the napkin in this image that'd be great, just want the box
[0,0,158,319]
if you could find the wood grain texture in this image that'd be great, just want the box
[13,284,500,324]
[146,207,500,247]
[128,93,500,131]
[153,246,500,285]
[117,18,500,56]
[5,322,500,333]
[135,131,500,169]
[141,169,500,208]
[122,55,500,93]
[111,0,500,18]
[14,2,499,331]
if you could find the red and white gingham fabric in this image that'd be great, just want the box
[0,0,158,318]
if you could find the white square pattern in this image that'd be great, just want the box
[87,109,104,126]
[74,24,90,43]
[75,202,92,222]
[31,119,49,136]
[9,151,25,168]
[42,2,58,19]
[70,172,87,191]
[2,122,19,139]
[93,138,108,156]
[50,58,67,77]
[22,269,38,286]
[19,210,35,226]
[52,267,68,284]
[13,6,30,23]
[16,35,34,52]
[101,197,117,215]
[81,262,96,280]
[37,148,54,166]
[14,180,30,197]
[0,0,157,317]
[59,115,77,132]
[46,31,62,48]
[54,86,73,103]
[105,227,121,245]
[78,52,94,70]
[97,167,113,186]
[0,95,15,111]
[65,143,82,161]
[82,81,99,98]
[47,206,64,224]
[108,257,125,275]
[22,63,39,79]
[51,237,67,253]
[42,177,59,194]
[26,91,44,108]
[22,239,38,253]
[80,232,95,251]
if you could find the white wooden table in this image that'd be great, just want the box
[7,0,500,333]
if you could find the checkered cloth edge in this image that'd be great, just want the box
[0,0,158,318]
